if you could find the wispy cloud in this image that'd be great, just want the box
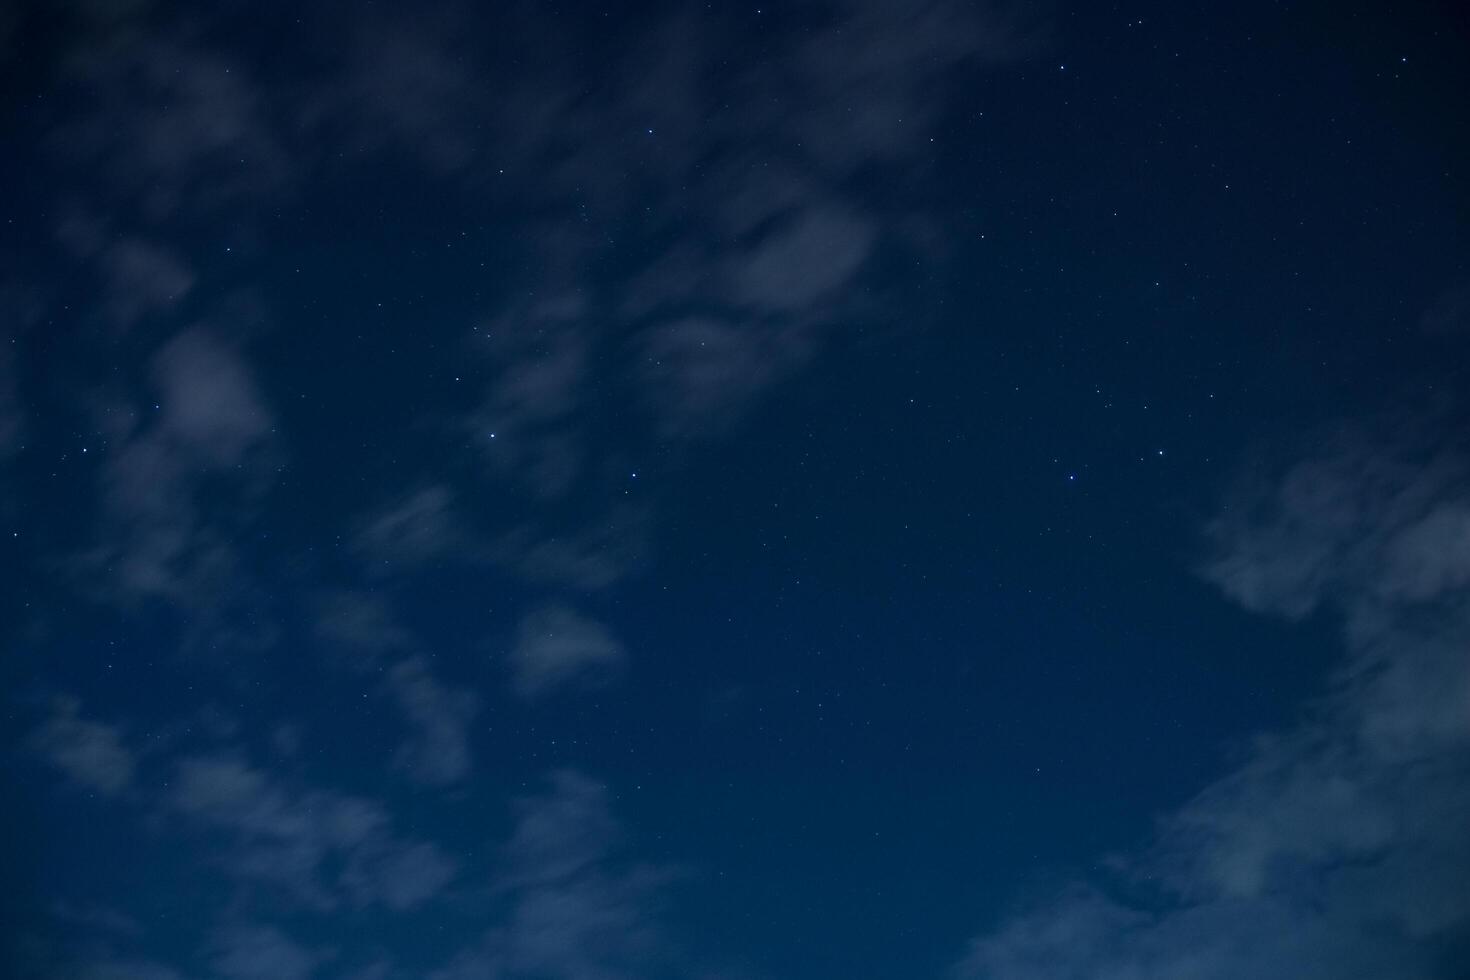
[77,328,275,606]
[0,297,27,460]
[352,484,463,573]
[208,922,322,980]
[30,696,135,797]
[432,770,684,980]
[312,589,418,666]
[511,604,626,699]
[311,590,480,785]
[168,752,459,910]
[954,425,1470,979]
[386,656,479,786]
[54,211,194,333]
[48,29,292,219]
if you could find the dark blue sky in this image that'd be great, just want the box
[3,1,1468,978]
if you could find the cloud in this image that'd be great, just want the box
[1201,431,1470,617]
[311,591,478,785]
[97,238,194,329]
[0,280,40,460]
[312,589,416,665]
[499,770,621,887]
[386,657,479,786]
[311,592,479,787]
[30,697,135,796]
[432,771,681,980]
[48,30,291,219]
[169,753,457,910]
[53,213,194,331]
[80,328,275,607]
[775,0,1030,171]
[469,309,591,500]
[494,507,650,592]
[150,329,272,462]
[726,205,875,313]
[209,922,322,980]
[352,485,461,571]
[637,317,823,436]
[511,604,625,699]
[1422,280,1470,337]
[73,959,186,980]
[954,427,1470,979]
[298,17,488,175]
[437,0,1028,466]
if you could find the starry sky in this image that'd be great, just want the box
[3,1,1469,978]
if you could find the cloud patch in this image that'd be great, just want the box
[954,428,1470,979]
[31,697,135,797]
[511,604,626,698]
[432,770,681,980]
[169,753,458,910]
[387,657,479,786]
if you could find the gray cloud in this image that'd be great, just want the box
[79,328,275,607]
[352,485,461,572]
[298,17,488,176]
[98,238,194,329]
[386,656,479,787]
[437,0,1027,465]
[493,506,651,592]
[30,697,135,797]
[74,959,185,980]
[774,0,1030,172]
[150,329,272,463]
[432,770,680,980]
[0,280,40,461]
[48,32,291,219]
[311,591,479,786]
[311,591,480,788]
[500,770,621,888]
[1422,281,1470,337]
[54,212,195,332]
[312,589,417,666]
[954,428,1470,979]
[1201,433,1470,617]
[0,350,20,458]
[511,604,625,699]
[169,753,457,910]
[469,308,591,500]
[209,922,321,980]
[637,317,823,437]
[726,205,876,313]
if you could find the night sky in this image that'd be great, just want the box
[3,1,1469,978]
